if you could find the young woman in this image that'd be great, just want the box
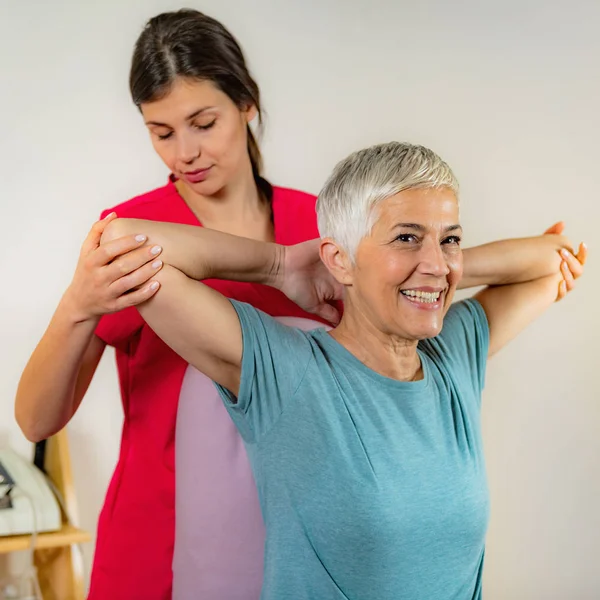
[15,10,338,600]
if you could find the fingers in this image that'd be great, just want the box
[576,242,588,266]
[112,280,161,311]
[560,258,575,292]
[556,241,587,302]
[104,243,162,281]
[109,256,164,297]
[91,234,151,268]
[560,245,586,279]
[316,302,341,326]
[81,212,117,255]
[543,221,565,235]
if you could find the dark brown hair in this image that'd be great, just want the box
[130,9,271,200]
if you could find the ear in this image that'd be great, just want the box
[244,103,258,124]
[320,238,354,286]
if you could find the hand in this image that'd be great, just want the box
[278,239,344,325]
[556,244,587,301]
[543,222,587,301]
[63,213,164,322]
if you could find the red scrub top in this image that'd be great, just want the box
[88,179,329,600]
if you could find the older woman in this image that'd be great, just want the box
[102,142,585,599]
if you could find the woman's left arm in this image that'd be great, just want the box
[459,222,579,290]
[472,226,587,357]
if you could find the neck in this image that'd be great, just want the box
[176,160,269,234]
[330,305,423,382]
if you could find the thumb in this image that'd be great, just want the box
[543,221,565,235]
[81,212,117,255]
[315,302,341,326]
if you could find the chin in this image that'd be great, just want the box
[411,327,443,341]
[186,177,224,197]
[401,318,444,341]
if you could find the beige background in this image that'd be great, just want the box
[0,0,598,597]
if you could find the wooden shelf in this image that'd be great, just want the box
[1,430,90,599]
[0,523,91,554]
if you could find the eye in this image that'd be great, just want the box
[194,119,216,131]
[156,131,173,141]
[395,233,419,243]
[442,235,462,245]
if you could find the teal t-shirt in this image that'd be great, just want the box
[216,299,490,600]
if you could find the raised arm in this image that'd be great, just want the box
[459,223,574,290]
[473,229,587,357]
[100,218,342,396]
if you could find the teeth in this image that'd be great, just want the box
[401,290,441,303]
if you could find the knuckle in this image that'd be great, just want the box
[82,256,94,272]
[104,299,117,313]
[97,245,112,263]
[113,260,129,276]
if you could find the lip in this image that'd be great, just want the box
[399,287,446,311]
[182,166,212,184]
[400,286,445,293]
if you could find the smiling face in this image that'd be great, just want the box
[140,77,256,197]
[343,187,463,341]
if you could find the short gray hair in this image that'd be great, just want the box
[316,142,459,258]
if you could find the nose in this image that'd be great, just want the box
[176,131,200,164]
[417,238,450,278]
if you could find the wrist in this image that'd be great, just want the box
[59,288,100,327]
[267,244,286,290]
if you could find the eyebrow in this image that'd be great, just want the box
[144,106,215,127]
[393,223,463,233]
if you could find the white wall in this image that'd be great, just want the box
[1,0,598,597]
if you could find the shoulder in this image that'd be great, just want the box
[442,299,489,336]
[424,299,489,355]
[272,185,319,243]
[230,300,317,359]
[272,185,317,206]
[100,179,182,221]
[420,298,490,393]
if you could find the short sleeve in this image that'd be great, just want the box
[214,301,314,444]
[429,299,490,396]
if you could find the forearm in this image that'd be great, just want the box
[15,295,101,441]
[102,218,282,284]
[476,271,562,356]
[460,236,566,289]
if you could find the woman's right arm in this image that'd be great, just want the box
[15,307,106,442]
[15,214,164,441]
[98,218,343,397]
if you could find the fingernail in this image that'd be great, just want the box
[150,245,162,255]
[560,249,570,259]
[135,234,146,243]
[582,242,588,250]
[152,260,162,269]
[149,281,159,291]
[104,212,116,220]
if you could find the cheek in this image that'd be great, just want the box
[357,254,413,300]
[381,254,414,284]
[209,121,247,164]
[151,140,175,169]
[448,252,463,283]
